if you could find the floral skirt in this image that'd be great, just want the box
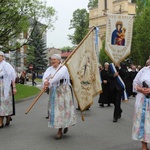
[48,84,76,129]
[132,96,150,143]
[0,79,14,116]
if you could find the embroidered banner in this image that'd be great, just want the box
[66,28,102,111]
[105,14,134,64]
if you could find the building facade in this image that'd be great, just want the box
[89,0,136,48]
[8,19,47,72]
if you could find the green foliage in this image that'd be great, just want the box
[60,46,73,51]
[68,9,89,45]
[27,23,47,73]
[131,0,150,66]
[35,78,42,82]
[131,0,136,3]
[88,0,98,8]
[0,0,56,51]
[100,40,111,66]
[15,84,40,101]
[0,0,29,47]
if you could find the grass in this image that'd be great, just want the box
[35,78,42,82]
[15,84,40,101]
[27,78,42,82]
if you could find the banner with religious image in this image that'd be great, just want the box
[66,28,102,111]
[105,14,134,64]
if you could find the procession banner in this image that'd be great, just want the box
[66,27,102,111]
[105,14,134,65]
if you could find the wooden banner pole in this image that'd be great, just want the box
[25,26,96,116]
[25,88,45,114]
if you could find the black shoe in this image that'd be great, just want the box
[118,110,123,119]
[5,122,10,126]
[63,127,68,134]
[10,117,12,121]
[5,120,10,126]
[45,116,49,119]
[113,118,118,122]
[0,124,4,128]
[118,114,121,119]
[107,104,111,107]
[5,116,11,126]
[100,104,104,107]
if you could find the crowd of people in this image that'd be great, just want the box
[1,50,150,149]
[99,59,150,150]
[16,70,36,86]
[99,62,139,122]
[16,71,28,84]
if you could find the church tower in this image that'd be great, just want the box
[89,0,136,48]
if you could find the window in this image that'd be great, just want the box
[104,0,107,10]
[131,0,136,3]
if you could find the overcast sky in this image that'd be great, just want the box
[45,0,89,49]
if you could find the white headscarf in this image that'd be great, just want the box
[0,51,5,56]
[51,54,61,61]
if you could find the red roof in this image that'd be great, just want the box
[61,51,72,58]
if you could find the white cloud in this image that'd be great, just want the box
[46,0,89,48]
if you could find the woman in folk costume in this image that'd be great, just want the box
[42,54,76,139]
[132,59,150,150]
[0,51,17,128]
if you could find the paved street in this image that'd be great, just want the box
[0,87,144,150]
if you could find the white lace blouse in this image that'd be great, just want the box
[42,64,71,88]
[0,60,16,99]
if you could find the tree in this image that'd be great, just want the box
[27,23,47,74]
[100,40,111,66]
[68,9,89,45]
[60,46,73,52]
[88,0,98,9]
[0,0,56,51]
[131,0,150,66]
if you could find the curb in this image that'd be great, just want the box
[15,92,40,104]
